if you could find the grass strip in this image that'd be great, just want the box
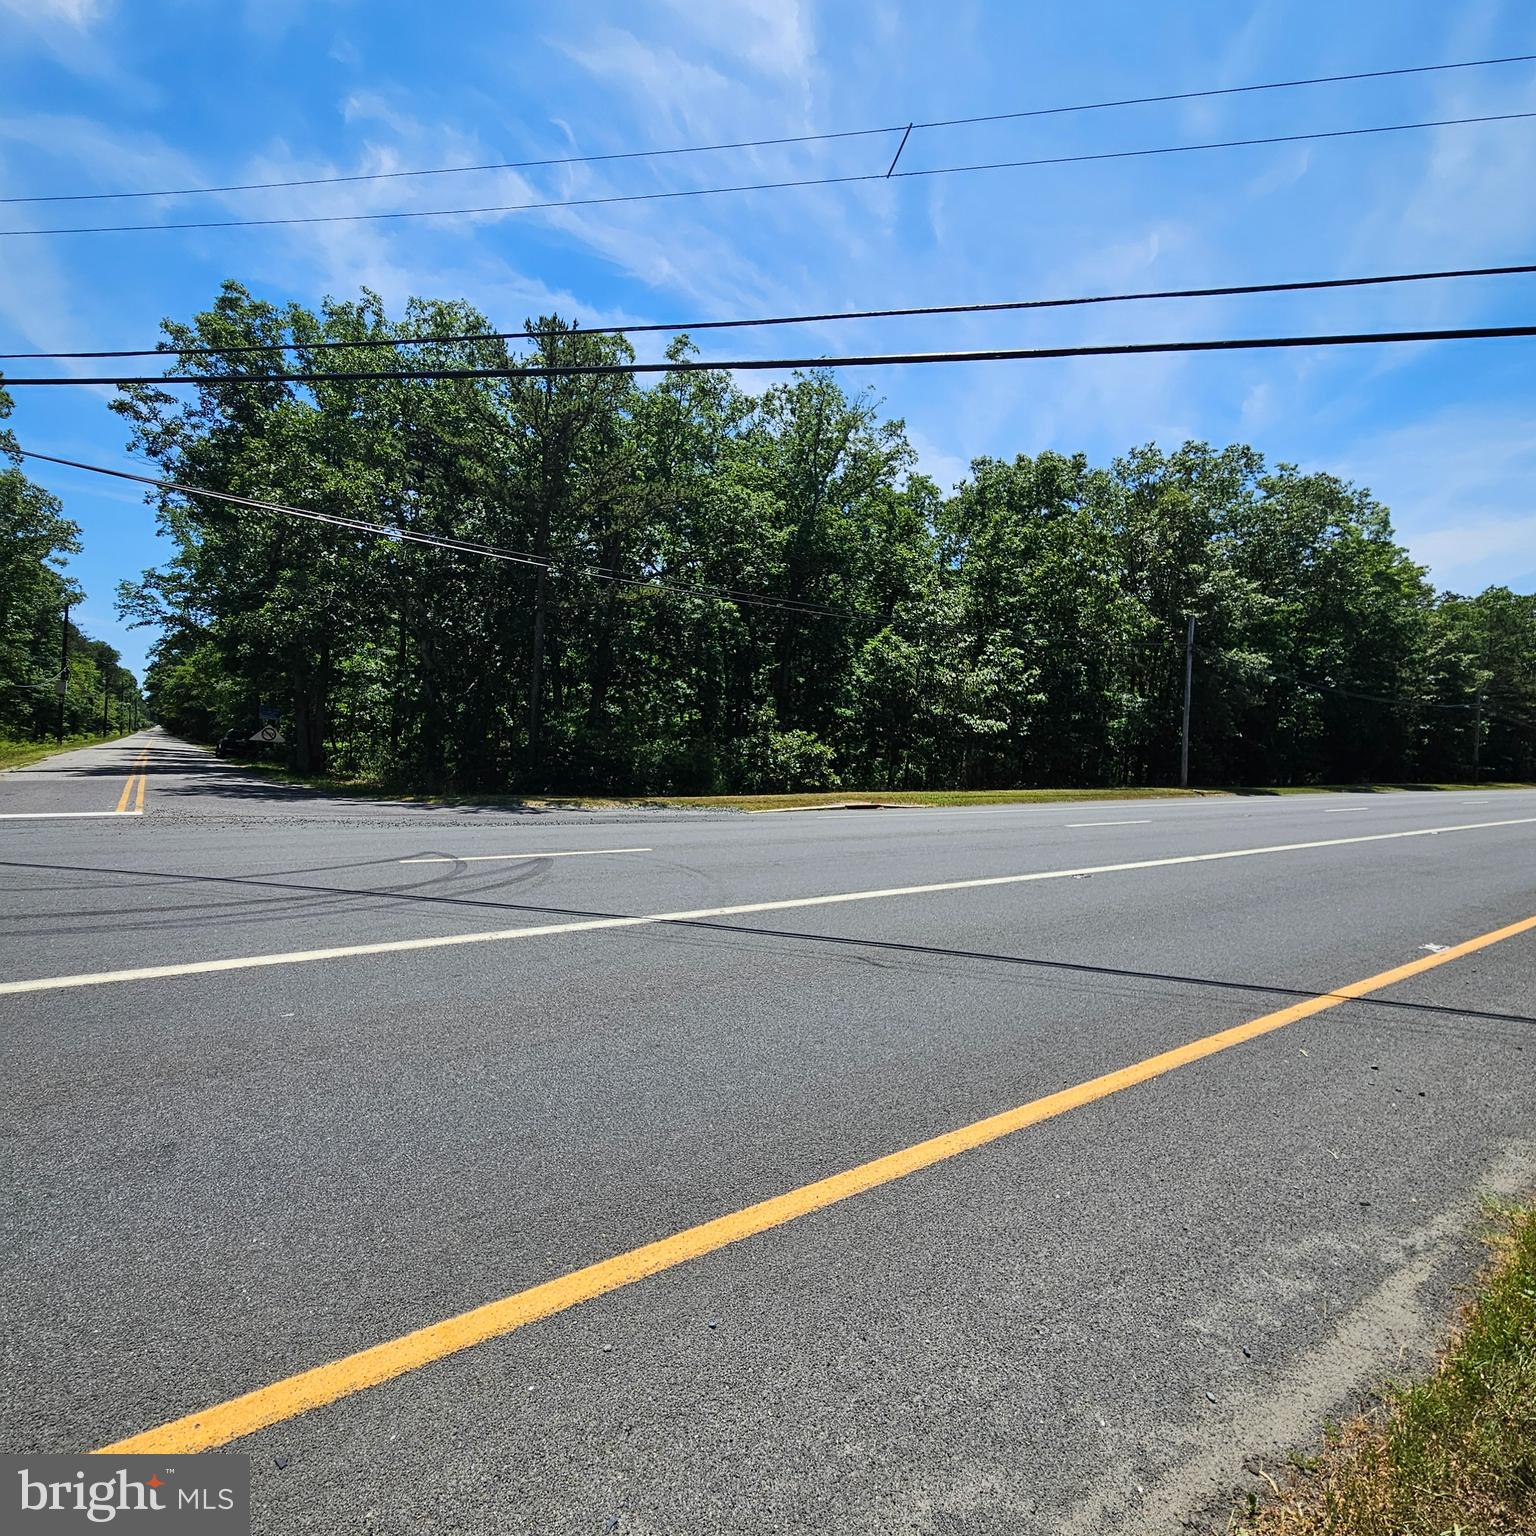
[227,765,1532,813]
[0,732,134,771]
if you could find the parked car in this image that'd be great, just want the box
[215,726,277,760]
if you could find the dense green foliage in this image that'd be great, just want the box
[118,283,1534,792]
[0,384,143,743]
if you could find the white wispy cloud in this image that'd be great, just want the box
[3,0,1533,629]
[0,0,152,96]
[555,26,742,141]
[0,113,203,383]
[1331,406,1536,592]
[0,109,203,200]
[658,0,813,81]
[0,0,109,26]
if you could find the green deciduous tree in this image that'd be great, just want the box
[0,380,142,741]
[117,285,1534,793]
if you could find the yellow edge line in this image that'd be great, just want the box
[97,910,1536,1455]
[113,752,148,814]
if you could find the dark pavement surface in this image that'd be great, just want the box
[3,730,1534,1532]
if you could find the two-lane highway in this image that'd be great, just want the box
[3,732,1534,1532]
[0,734,155,819]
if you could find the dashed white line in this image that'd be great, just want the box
[1065,819,1152,827]
[2,814,1533,997]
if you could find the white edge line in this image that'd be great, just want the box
[399,848,652,864]
[0,809,144,820]
[3,815,1534,997]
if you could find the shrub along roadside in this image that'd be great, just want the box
[1238,1198,1536,1534]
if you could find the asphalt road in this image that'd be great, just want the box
[3,730,1534,1534]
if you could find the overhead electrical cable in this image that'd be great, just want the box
[4,324,1535,387]
[3,110,1534,237]
[21,454,1525,722]
[5,260,1534,361]
[3,52,1531,206]
[13,449,873,622]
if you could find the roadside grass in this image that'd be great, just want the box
[228,763,1532,812]
[620,786,1210,811]
[1237,1198,1536,1534]
[0,732,132,771]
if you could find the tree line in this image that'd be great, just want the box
[0,388,143,744]
[107,281,1533,792]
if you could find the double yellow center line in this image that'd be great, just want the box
[113,751,148,814]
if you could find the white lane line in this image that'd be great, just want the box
[1065,819,1152,827]
[0,810,144,820]
[1323,807,1379,813]
[399,847,652,864]
[2,814,1533,998]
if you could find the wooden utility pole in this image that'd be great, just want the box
[528,554,549,775]
[56,604,70,741]
[1471,617,1492,783]
[527,323,558,782]
[1180,614,1195,788]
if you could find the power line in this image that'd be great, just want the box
[14,448,874,622]
[23,447,1531,724]
[4,109,1534,237]
[4,52,1531,207]
[11,447,1176,659]
[7,260,1535,362]
[4,323,1535,387]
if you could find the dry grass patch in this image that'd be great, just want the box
[1239,1200,1536,1534]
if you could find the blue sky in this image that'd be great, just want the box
[1,0,1533,680]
